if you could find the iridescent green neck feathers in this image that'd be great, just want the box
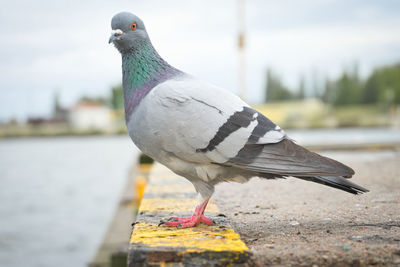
[121,41,181,120]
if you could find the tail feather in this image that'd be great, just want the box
[299,176,369,195]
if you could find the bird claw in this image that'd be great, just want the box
[159,199,213,228]
[161,215,213,228]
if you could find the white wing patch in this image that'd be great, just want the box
[257,128,286,144]
[207,118,258,163]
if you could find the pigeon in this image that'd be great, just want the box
[109,12,368,228]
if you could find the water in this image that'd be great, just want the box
[0,136,138,267]
[0,128,398,267]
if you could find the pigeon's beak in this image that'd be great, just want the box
[109,29,123,44]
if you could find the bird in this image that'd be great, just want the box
[109,12,368,228]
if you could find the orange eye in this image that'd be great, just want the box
[130,23,137,30]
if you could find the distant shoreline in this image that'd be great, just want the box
[0,125,398,138]
[2,127,399,152]
[0,126,127,139]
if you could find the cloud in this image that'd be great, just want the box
[0,0,400,121]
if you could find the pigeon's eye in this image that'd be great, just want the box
[130,23,137,30]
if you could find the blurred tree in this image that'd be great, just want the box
[322,79,335,103]
[297,76,305,100]
[361,73,379,104]
[361,64,400,106]
[111,84,124,110]
[263,62,400,106]
[323,65,362,106]
[333,73,354,105]
[265,69,294,102]
[311,70,322,99]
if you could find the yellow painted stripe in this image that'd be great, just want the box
[134,175,146,206]
[130,222,248,252]
[130,162,250,265]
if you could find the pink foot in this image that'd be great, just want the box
[163,215,213,228]
[160,198,213,228]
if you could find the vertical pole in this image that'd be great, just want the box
[237,0,246,101]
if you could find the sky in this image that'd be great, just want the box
[1,0,400,122]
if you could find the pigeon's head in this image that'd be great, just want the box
[109,12,149,53]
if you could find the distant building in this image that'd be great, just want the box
[53,97,69,123]
[27,117,48,125]
[68,102,112,130]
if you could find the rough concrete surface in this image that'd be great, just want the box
[213,150,400,266]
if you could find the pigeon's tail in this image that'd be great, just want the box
[297,176,369,195]
[226,138,369,194]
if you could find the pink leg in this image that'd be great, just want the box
[162,199,213,228]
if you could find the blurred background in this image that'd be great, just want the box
[1,0,399,267]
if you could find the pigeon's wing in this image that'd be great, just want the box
[149,76,354,179]
[147,76,285,164]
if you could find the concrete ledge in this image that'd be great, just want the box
[128,163,251,266]
[212,150,400,266]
